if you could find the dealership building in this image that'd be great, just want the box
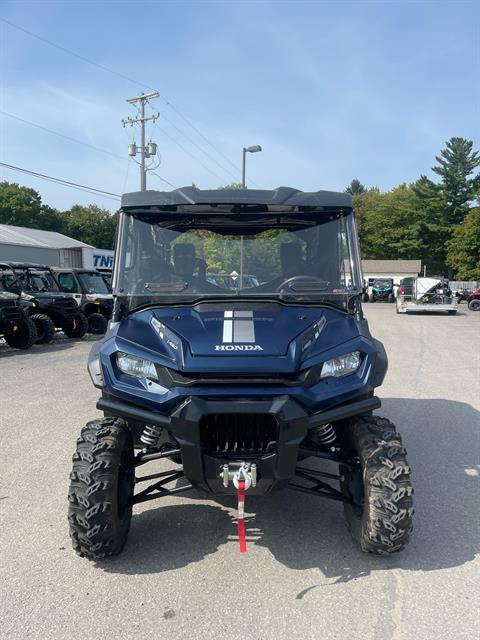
[362,259,422,283]
[0,224,114,271]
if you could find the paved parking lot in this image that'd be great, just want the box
[1,305,479,640]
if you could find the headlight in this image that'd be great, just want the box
[88,355,104,388]
[320,351,361,379]
[116,352,158,380]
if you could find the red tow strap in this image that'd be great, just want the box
[237,480,247,553]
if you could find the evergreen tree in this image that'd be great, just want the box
[345,179,367,195]
[446,207,480,280]
[432,137,480,225]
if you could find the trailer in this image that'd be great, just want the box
[396,277,457,314]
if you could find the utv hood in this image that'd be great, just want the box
[116,302,362,373]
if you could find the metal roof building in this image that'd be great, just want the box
[0,224,93,268]
[362,259,422,282]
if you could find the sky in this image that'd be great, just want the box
[0,0,479,212]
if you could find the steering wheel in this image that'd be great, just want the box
[276,275,330,294]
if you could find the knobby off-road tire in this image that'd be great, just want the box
[62,312,88,339]
[87,312,108,335]
[4,316,37,350]
[31,313,55,344]
[369,293,376,303]
[340,415,413,554]
[68,418,135,560]
[468,299,480,311]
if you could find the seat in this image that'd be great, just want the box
[173,243,196,278]
[280,242,303,276]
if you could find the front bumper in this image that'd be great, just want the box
[98,393,380,495]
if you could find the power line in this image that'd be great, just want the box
[0,17,245,183]
[0,109,177,190]
[0,17,150,92]
[0,110,127,161]
[161,98,239,174]
[153,120,227,184]
[0,161,121,201]
[160,111,239,182]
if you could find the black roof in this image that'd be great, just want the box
[51,267,99,273]
[0,262,50,270]
[121,187,352,211]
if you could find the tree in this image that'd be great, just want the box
[217,183,244,190]
[411,175,449,273]
[360,184,421,259]
[64,205,117,249]
[432,137,480,225]
[352,188,380,240]
[345,179,367,195]
[0,181,42,227]
[358,184,449,273]
[0,181,67,232]
[446,207,480,280]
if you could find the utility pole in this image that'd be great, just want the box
[122,92,160,191]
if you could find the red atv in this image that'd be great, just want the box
[467,288,480,311]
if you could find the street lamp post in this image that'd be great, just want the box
[239,144,262,287]
[241,144,262,188]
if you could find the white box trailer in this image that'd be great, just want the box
[396,277,458,315]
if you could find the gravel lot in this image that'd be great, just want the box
[1,305,479,640]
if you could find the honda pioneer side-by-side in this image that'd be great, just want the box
[0,263,88,342]
[53,268,113,334]
[68,187,414,560]
[0,276,37,350]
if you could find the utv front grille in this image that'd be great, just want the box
[200,413,279,456]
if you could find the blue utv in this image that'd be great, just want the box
[369,278,395,303]
[68,187,413,559]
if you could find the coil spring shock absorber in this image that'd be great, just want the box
[140,424,162,447]
[311,423,336,446]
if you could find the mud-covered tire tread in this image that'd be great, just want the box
[4,316,38,349]
[68,418,134,560]
[340,415,413,555]
[31,313,56,344]
[62,312,88,339]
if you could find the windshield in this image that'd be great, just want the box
[2,269,59,292]
[101,273,112,290]
[113,209,362,312]
[0,272,17,295]
[22,270,60,292]
[373,279,392,287]
[78,272,110,294]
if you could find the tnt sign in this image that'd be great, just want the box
[93,254,114,269]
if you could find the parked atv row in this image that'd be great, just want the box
[0,262,113,351]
